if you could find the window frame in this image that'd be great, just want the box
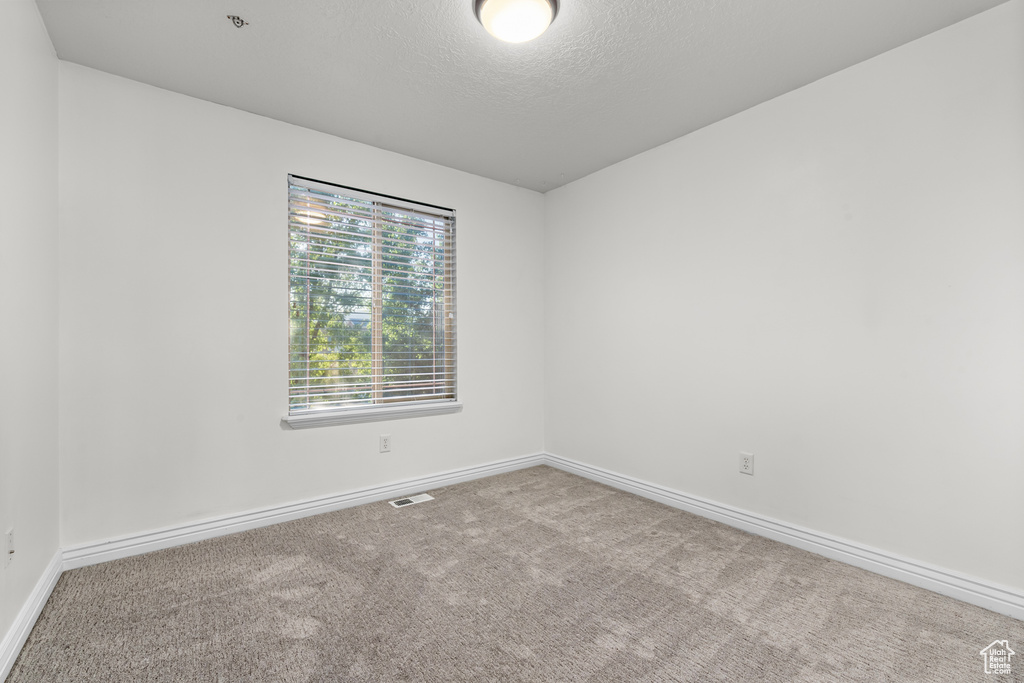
[283,174,461,429]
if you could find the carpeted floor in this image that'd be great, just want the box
[8,465,1023,682]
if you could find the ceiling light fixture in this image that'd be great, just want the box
[474,0,559,43]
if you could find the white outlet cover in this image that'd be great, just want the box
[739,453,754,475]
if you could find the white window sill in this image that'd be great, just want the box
[282,402,462,429]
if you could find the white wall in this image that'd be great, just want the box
[58,63,546,546]
[0,0,61,643]
[545,0,1024,591]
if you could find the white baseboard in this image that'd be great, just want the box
[62,453,547,571]
[0,550,62,681]
[544,452,1024,622]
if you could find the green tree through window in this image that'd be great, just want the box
[288,175,456,415]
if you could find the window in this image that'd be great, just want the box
[285,175,458,428]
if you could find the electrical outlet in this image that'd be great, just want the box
[739,453,754,476]
[4,528,13,568]
[379,434,392,453]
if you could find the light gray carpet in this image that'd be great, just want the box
[8,466,1023,682]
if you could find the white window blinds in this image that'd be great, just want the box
[288,175,457,418]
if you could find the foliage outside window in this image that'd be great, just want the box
[287,175,457,424]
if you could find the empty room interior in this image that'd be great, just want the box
[2,0,1023,680]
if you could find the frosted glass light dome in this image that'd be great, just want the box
[475,0,559,43]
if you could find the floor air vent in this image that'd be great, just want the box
[389,493,434,508]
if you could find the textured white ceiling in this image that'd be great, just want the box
[36,0,1008,191]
